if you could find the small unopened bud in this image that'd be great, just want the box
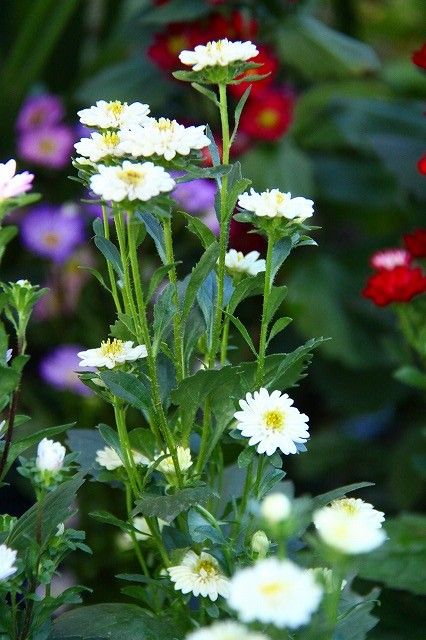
[251,530,270,557]
[36,438,66,472]
[260,493,291,524]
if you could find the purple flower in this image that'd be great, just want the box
[18,125,75,169]
[172,178,219,235]
[39,344,93,396]
[16,94,65,132]
[20,203,85,263]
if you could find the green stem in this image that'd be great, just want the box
[162,216,185,382]
[102,205,122,314]
[195,399,211,475]
[125,484,149,576]
[325,574,343,638]
[114,212,137,318]
[256,233,274,388]
[114,403,141,497]
[220,305,231,365]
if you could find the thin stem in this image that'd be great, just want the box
[255,233,274,388]
[102,205,122,314]
[220,305,230,365]
[125,484,149,576]
[325,573,343,639]
[195,399,211,475]
[114,212,137,318]
[114,403,141,497]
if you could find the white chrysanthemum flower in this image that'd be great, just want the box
[224,249,266,276]
[313,498,386,555]
[156,446,192,475]
[36,438,66,472]
[0,544,18,581]
[179,39,258,71]
[168,550,229,601]
[78,339,147,369]
[120,118,210,161]
[96,446,149,471]
[89,160,175,202]
[260,492,292,524]
[186,620,270,640]
[228,558,322,629]
[238,188,314,221]
[77,100,150,129]
[308,567,347,593]
[74,131,127,162]
[234,388,309,456]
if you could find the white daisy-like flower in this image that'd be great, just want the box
[238,188,314,221]
[179,39,258,71]
[260,492,292,524]
[77,339,147,369]
[234,388,310,456]
[36,438,66,472]
[227,558,322,629]
[168,550,229,601]
[224,249,266,276]
[186,620,270,640]
[371,248,411,270]
[0,544,18,581]
[120,118,210,161]
[89,160,175,202]
[0,159,34,201]
[74,130,127,162]
[77,100,150,129]
[96,446,149,471]
[156,446,192,475]
[313,498,386,555]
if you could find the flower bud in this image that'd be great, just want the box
[260,492,291,524]
[36,438,66,472]
[251,530,270,557]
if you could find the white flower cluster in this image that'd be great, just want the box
[179,39,258,71]
[238,188,314,221]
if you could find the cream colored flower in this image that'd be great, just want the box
[74,130,127,162]
[179,39,258,71]
[168,550,229,601]
[234,388,309,456]
[156,446,192,475]
[313,498,386,554]
[77,339,147,369]
[238,188,314,221]
[36,438,66,472]
[89,160,175,202]
[0,544,18,581]
[224,249,266,276]
[227,558,322,628]
[260,493,292,524]
[77,100,150,129]
[96,446,149,471]
[186,621,270,640]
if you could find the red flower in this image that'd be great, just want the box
[412,43,426,70]
[417,155,426,175]
[238,87,295,141]
[404,229,426,258]
[209,11,258,41]
[229,45,279,99]
[362,265,426,306]
[148,23,205,70]
[229,216,266,255]
[201,131,252,166]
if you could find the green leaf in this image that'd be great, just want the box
[94,236,123,277]
[271,237,292,283]
[237,447,256,469]
[137,211,167,264]
[312,482,375,510]
[147,262,181,303]
[134,486,216,523]
[179,211,216,249]
[225,311,257,357]
[89,510,130,533]
[265,285,288,326]
[187,509,224,544]
[335,587,380,640]
[3,423,72,477]
[182,242,219,324]
[228,273,264,315]
[99,371,151,413]
[191,82,219,106]
[153,283,175,355]
[393,366,426,390]
[205,125,220,167]
[230,86,251,144]
[267,316,293,346]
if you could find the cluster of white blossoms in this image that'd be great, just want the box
[179,39,258,71]
[36,438,66,473]
[95,446,149,471]
[78,339,147,369]
[0,544,18,581]
[227,558,322,629]
[168,550,229,601]
[234,388,310,456]
[238,188,314,221]
[224,249,266,277]
[89,160,175,203]
[78,100,151,130]
[186,621,270,640]
[313,497,386,554]
[156,446,192,476]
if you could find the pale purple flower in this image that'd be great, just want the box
[16,94,65,132]
[0,159,34,201]
[39,344,93,395]
[18,125,75,169]
[172,178,219,235]
[20,203,85,263]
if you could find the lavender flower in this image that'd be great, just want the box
[172,178,219,235]
[39,344,93,395]
[18,125,75,169]
[20,203,85,263]
[16,94,65,132]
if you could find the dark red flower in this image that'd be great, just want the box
[417,154,426,175]
[412,43,426,70]
[209,11,258,41]
[148,23,204,70]
[201,131,252,166]
[229,216,266,255]
[238,87,295,141]
[362,265,426,306]
[404,229,426,258]
[229,45,279,99]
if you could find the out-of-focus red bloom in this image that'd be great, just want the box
[412,43,426,70]
[229,216,266,255]
[229,45,279,99]
[239,87,295,141]
[362,265,426,306]
[209,11,258,41]
[417,155,426,175]
[404,229,426,258]
[148,23,205,70]
[370,248,411,271]
[201,130,252,166]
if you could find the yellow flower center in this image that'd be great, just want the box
[43,232,59,247]
[260,580,286,597]
[39,139,56,153]
[156,118,174,132]
[106,101,125,117]
[100,338,124,357]
[264,409,284,431]
[119,169,144,185]
[195,558,219,578]
[258,108,279,128]
[102,131,120,147]
[335,499,358,515]
[274,192,287,205]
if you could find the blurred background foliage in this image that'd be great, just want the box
[0,0,425,638]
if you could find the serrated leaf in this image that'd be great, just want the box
[94,236,123,276]
[230,86,251,144]
[99,370,151,413]
[179,210,216,249]
[134,486,216,523]
[265,285,288,326]
[237,447,256,469]
[182,242,219,324]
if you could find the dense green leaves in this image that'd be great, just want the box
[99,370,151,413]
[134,486,217,523]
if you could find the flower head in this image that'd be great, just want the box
[16,94,64,132]
[18,125,75,169]
[224,249,265,276]
[362,265,426,306]
[227,558,322,628]
[238,188,313,221]
[404,229,426,258]
[179,39,258,71]
[0,159,34,201]
[36,438,66,472]
[39,344,93,395]
[0,544,18,581]
[20,204,85,263]
[186,621,270,640]
[313,497,386,554]
[90,160,175,202]
[260,492,292,524]
[96,446,149,470]
[370,248,411,270]
[239,88,295,141]
[412,43,426,70]
[168,550,229,601]
[77,339,147,369]
[77,100,150,129]
[234,388,309,456]
[74,130,127,162]
[156,446,192,475]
